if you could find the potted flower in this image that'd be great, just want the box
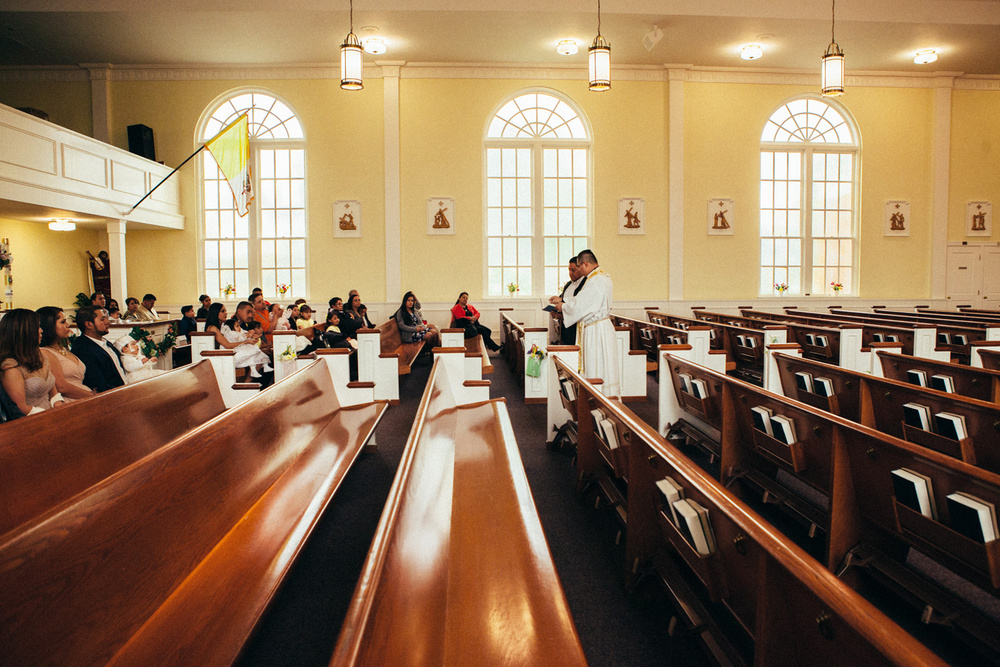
[506,282,519,298]
[830,281,843,293]
[276,283,290,297]
[222,284,237,297]
[774,283,788,295]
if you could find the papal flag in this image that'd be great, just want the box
[205,113,254,217]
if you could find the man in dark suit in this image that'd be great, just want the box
[557,257,587,345]
[72,305,126,392]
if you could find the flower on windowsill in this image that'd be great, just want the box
[0,242,12,270]
[277,345,296,362]
[222,284,237,297]
[774,283,788,294]
[506,282,519,297]
[830,281,843,292]
[527,343,547,361]
[276,283,290,296]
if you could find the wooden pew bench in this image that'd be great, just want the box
[878,349,1000,403]
[0,360,387,666]
[0,359,227,537]
[377,318,424,375]
[441,327,493,375]
[332,354,586,666]
[979,347,1000,371]
[551,352,945,667]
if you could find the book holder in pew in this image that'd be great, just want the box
[751,428,807,474]
[900,422,976,466]
[656,503,728,601]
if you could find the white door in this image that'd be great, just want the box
[983,246,1000,308]
[946,245,983,305]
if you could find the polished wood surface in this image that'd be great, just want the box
[378,318,424,374]
[0,360,386,666]
[332,359,587,666]
[877,349,1000,403]
[0,359,226,537]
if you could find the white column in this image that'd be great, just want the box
[106,219,127,301]
[930,78,953,300]
[83,63,112,144]
[668,67,689,301]
[380,62,404,304]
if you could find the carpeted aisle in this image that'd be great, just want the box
[239,354,706,667]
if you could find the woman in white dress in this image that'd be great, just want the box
[204,303,271,378]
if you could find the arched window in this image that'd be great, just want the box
[760,96,859,296]
[199,90,307,300]
[484,90,591,297]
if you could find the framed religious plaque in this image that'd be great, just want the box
[884,200,910,237]
[707,198,734,235]
[333,200,362,238]
[427,197,455,235]
[967,201,992,237]
[617,198,645,235]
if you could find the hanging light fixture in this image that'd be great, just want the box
[589,0,611,92]
[340,0,363,91]
[821,0,845,97]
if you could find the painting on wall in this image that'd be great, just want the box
[427,197,455,235]
[333,200,362,238]
[617,198,645,235]
[967,201,992,237]
[884,200,910,237]
[707,198,734,236]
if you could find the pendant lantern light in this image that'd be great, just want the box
[341,0,363,91]
[589,0,611,92]
[821,0,845,97]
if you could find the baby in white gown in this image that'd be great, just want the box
[114,335,167,384]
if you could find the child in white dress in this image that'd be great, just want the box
[221,321,272,378]
[113,335,167,384]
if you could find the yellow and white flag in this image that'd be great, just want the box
[205,113,254,217]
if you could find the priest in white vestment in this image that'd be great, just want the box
[551,249,621,399]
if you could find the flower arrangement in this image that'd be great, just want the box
[277,344,296,362]
[506,282,519,297]
[128,325,177,358]
[830,281,843,292]
[0,241,12,270]
[527,343,547,361]
[276,283,290,296]
[774,283,788,294]
[525,343,547,378]
[223,284,237,297]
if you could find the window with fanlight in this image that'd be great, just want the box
[199,90,307,301]
[484,89,592,297]
[759,95,860,296]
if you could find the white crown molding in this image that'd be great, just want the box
[1,61,998,90]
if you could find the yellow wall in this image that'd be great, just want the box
[683,83,935,300]
[0,217,99,308]
[0,80,93,137]
[399,78,668,302]
[950,89,1000,242]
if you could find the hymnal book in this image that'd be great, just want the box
[691,499,718,553]
[746,337,757,348]
[931,374,956,393]
[708,329,717,340]
[873,333,885,343]
[677,373,693,394]
[815,335,829,348]
[795,371,814,393]
[655,477,685,526]
[736,334,747,347]
[640,328,654,340]
[902,403,932,431]
[814,377,835,398]
[947,493,998,543]
[891,468,937,520]
[805,333,816,345]
[668,335,684,344]
[560,378,577,401]
[598,418,620,449]
[770,415,797,445]
[934,412,968,441]
[906,369,928,387]
[953,334,969,346]
[938,332,952,345]
[672,499,716,556]
[887,334,900,343]
[751,406,774,436]
[676,322,688,330]
[690,379,709,400]
[590,408,605,435]
[542,304,557,312]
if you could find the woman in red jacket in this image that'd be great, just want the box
[450,292,501,352]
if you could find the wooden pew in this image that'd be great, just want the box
[877,349,1000,403]
[331,352,586,666]
[377,318,424,375]
[772,351,1000,473]
[978,347,1000,371]
[551,353,946,667]
[440,327,493,376]
[0,360,227,537]
[0,360,387,666]
[499,310,549,402]
[658,351,1000,660]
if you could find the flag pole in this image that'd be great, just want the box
[121,144,206,216]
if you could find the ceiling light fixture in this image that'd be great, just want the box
[641,25,663,52]
[557,40,578,56]
[741,44,763,61]
[340,0,363,91]
[914,49,938,65]
[821,0,845,97]
[589,0,611,92]
[48,219,76,232]
[363,37,386,55]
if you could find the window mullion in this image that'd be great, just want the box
[802,148,812,295]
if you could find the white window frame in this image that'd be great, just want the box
[759,94,861,297]
[482,88,593,298]
[195,87,309,301]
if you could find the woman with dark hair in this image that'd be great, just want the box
[339,293,365,341]
[204,302,270,378]
[122,297,141,322]
[106,298,121,322]
[0,308,64,416]
[37,306,94,402]
[394,291,438,348]
[196,294,212,319]
[450,292,501,351]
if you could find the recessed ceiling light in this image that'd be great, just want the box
[362,37,386,55]
[914,49,938,65]
[557,40,578,56]
[48,219,76,231]
[741,44,764,61]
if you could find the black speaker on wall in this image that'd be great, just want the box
[127,124,156,161]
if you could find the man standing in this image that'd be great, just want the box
[555,257,588,345]
[550,249,619,398]
[135,294,159,321]
[250,293,281,350]
[72,305,126,392]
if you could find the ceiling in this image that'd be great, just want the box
[2,0,1000,74]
